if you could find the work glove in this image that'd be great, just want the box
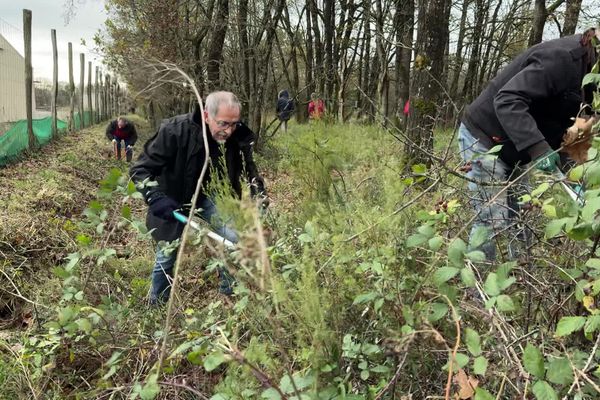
[112,138,117,143]
[148,196,179,220]
[535,151,560,173]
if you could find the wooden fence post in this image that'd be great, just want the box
[23,9,35,147]
[68,43,75,132]
[95,66,99,123]
[87,61,92,125]
[51,29,58,137]
[79,53,85,128]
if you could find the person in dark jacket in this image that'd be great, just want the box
[106,117,138,162]
[459,29,598,260]
[130,91,268,303]
[276,89,295,132]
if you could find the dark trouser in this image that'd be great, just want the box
[150,197,239,304]
[115,137,134,161]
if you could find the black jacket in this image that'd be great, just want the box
[462,34,596,167]
[105,119,138,144]
[276,90,295,121]
[130,110,266,242]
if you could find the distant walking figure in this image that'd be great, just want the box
[106,117,138,162]
[308,93,325,120]
[276,89,295,132]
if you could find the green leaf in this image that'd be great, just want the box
[532,380,558,400]
[532,182,550,197]
[370,364,391,373]
[460,268,476,287]
[473,356,488,376]
[582,73,600,88]
[496,295,516,312]
[411,163,427,175]
[465,251,486,262]
[428,302,448,322]
[523,344,545,379]
[298,233,313,243]
[433,267,460,286]
[542,204,557,218]
[569,165,584,181]
[428,236,444,251]
[417,224,435,238]
[261,388,282,400]
[474,388,495,400]
[485,145,503,155]
[204,351,226,372]
[122,205,132,219]
[406,233,427,248]
[280,373,315,393]
[545,219,567,239]
[76,318,92,333]
[353,292,378,305]
[546,357,573,385]
[567,222,593,241]
[585,315,600,335]
[448,239,467,267]
[465,328,482,356]
[483,273,500,297]
[582,197,600,221]
[555,316,586,337]
[469,226,490,250]
[139,376,160,400]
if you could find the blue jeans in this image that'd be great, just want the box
[150,197,239,304]
[458,124,530,261]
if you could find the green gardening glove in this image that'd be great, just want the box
[535,151,560,173]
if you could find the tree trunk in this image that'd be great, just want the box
[449,0,469,101]
[394,0,414,125]
[207,0,230,90]
[562,0,582,36]
[305,0,315,121]
[405,0,451,165]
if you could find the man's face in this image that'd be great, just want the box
[204,105,241,144]
[117,119,126,129]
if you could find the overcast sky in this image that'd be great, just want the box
[0,0,108,83]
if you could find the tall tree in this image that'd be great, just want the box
[405,0,451,165]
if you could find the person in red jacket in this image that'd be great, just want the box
[106,117,138,161]
[308,93,325,120]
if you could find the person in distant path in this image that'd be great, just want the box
[276,89,295,132]
[106,117,138,162]
[308,93,325,120]
[458,28,598,261]
[130,91,268,304]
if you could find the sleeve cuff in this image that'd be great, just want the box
[527,141,552,160]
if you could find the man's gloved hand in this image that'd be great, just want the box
[112,138,117,143]
[259,195,270,210]
[535,151,560,173]
[148,197,179,220]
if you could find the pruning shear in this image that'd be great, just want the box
[553,170,584,205]
[172,211,235,249]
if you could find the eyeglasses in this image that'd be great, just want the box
[215,120,242,129]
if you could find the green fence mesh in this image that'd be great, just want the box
[0,112,96,166]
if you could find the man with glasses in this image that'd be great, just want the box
[130,91,268,304]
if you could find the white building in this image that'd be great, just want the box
[0,32,35,123]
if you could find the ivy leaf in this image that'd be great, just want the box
[555,316,586,337]
[433,267,460,286]
[417,224,435,238]
[465,328,482,356]
[473,356,488,376]
[523,344,545,379]
[569,165,584,181]
[532,380,558,400]
[546,357,573,385]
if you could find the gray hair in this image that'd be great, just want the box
[205,91,241,118]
